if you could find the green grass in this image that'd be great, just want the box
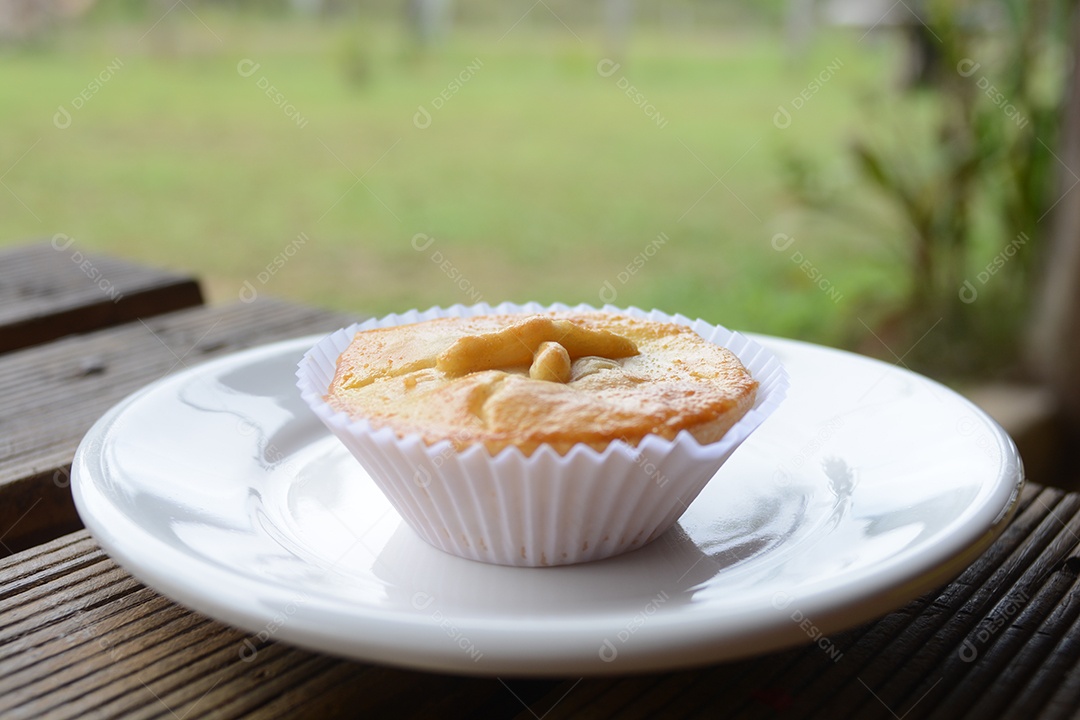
[0,14,912,347]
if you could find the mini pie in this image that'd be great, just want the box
[326,311,758,456]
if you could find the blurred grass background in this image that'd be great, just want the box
[0,3,932,350]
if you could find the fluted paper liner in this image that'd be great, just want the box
[297,302,788,567]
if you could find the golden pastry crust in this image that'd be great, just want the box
[326,312,758,456]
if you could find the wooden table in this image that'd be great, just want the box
[3,242,1080,719]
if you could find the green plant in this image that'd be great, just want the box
[844,0,1073,376]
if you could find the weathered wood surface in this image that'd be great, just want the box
[3,482,1080,719]
[4,241,1080,719]
[514,481,1080,720]
[0,242,203,354]
[0,299,353,554]
[0,533,551,720]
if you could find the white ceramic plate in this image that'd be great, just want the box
[72,333,1023,676]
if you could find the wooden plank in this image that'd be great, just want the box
[0,242,204,354]
[3,482,1079,719]
[0,299,355,554]
[797,484,1070,719]
[0,531,545,720]
[513,481,1080,720]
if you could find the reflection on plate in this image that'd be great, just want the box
[72,334,1023,675]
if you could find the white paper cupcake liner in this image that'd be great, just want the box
[296,302,788,567]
